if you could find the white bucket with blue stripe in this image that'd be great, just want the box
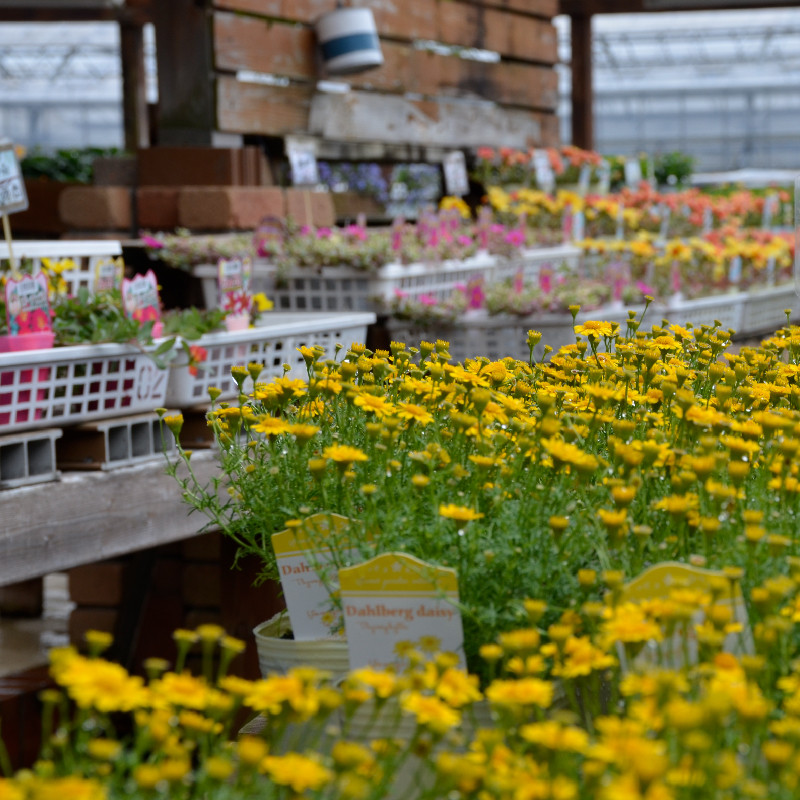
[315,7,384,75]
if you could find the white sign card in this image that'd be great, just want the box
[619,562,752,671]
[92,256,124,293]
[5,273,51,335]
[286,136,320,186]
[624,158,642,188]
[0,142,28,215]
[271,513,364,640]
[340,552,466,672]
[443,151,469,197]
[532,149,555,193]
[217,257,252,307]
[122,270,160,326]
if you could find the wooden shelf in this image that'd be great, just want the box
[0,451,216,588]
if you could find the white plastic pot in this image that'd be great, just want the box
[315,7,383,75]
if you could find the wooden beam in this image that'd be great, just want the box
[570,12,593,151]
[0,455,218,587]
[559,0,800,13]
[0,0,152,23]
[152,0,217,145]
[120,21,150,150]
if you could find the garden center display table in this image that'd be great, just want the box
[0,451,217,587]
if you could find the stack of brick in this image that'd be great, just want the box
[46,146,335,238]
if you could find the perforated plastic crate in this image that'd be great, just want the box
[493,244,583,282]
[0,240,122,296]
[194,254,497,312]
[387,307,634,363]
[165,312,376,407]
[664,293,745,332]
[0,342,168,434]
[739,285,797,336]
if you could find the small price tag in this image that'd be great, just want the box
[596,159,611,195]
[762,193,778,231]
[286,136,319,186]
[624,158,642,189]
[0,142,28,215]
[93,256,124,293]
[577,164,592,196]
[271,513,364,641]
[532,150,555,193]
[620,562,751,670]
[729,255,742,285]
[5,273,50,335]
[340,552,466,671]
[122,270,161,326]
[443,151,469,197]
[659,204,671,240]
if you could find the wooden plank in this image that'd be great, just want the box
[570,12,593,150]
[217,75,313,135]
[214,14,557,110]
[120,22,150,150]
[0,454,218,587]
[212,3,556,64]
[307,90,552,149]
[213,0,558,25]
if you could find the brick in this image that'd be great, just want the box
[285,189,335,228]
[68,607,119,646]
[138,146,268,187]
[68,561,126,607]
[13,179,69,235]
[182,563,222,607]
[137,187,180,230]
[93,156,138,187]
[182,532,222,562]
[0,578,43,617]
[177,186,285,230]
[58,186,133,231]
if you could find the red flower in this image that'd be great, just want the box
[188,345,208,377]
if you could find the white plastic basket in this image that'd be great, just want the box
[665,293,745,332]
[739,284,798,335]
[387,307,634,363]
[0,240,123,296]
[493,244,583,282]
[192,261,277,309]
[165,312,376,407]
[194,254,497,313]
[0,341,167,433]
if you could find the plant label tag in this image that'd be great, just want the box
[572,209,585,242]
[286,136,319,186]
[619,562,752,671]
[659,204,671,240]
[340,552,465,671]
[93,256,124,293]
[271,513,363,641]
[597,160,611,195]
[217,257,252,309]
[443,151,469,197]
[5,273,50,335]
[766,256,776,286]
[532,150,555,193]
[729,255,742,285]
[122,270,161,326]
[702,206,713,234]
[615,204,625,240]
[624,158,642,188]
[762,193,778,230]
[578,164,592,196]
[0,142,28,215]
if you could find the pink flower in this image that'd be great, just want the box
[344,224,367,241]
[467,283,485,309]
[393,288,408,299]
[141,235,164,249]
[316,227,333,238]
[457,235,473,247]
[539,270,552,293]
[419,294,438,306]
[636,280,656,296]
[505,230,526,248]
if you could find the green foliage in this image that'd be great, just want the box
[654,150,696,188]
[51,288,150,346]
[20,147,123,184]
[161,306,229,340]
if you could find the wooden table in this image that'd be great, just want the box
[0,451,216,587]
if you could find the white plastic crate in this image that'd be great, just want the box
[664,293,745,332]
[493,244,583,282]
[739,284,798,336]
[0,240,122,296]
[193,261,277,309]
[194,254,497,313]
[387,307,634,363]
[165,312,376,407]
[0,342,168,434]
